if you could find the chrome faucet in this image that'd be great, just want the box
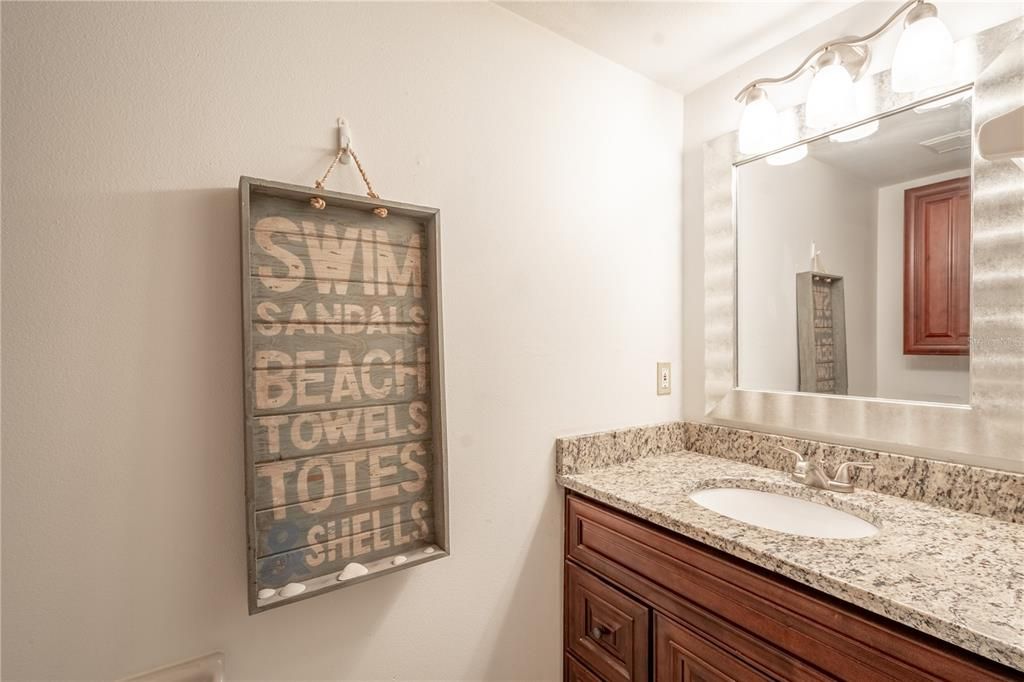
[779,447,873,493]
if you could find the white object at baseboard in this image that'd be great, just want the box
[121,652,224,682]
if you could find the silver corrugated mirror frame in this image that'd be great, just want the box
[703,18,1024,472]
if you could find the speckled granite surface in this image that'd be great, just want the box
[684,422,1024,524]
[555,420,1024,524]
[558,451,1024,671]
[555,421,685,476]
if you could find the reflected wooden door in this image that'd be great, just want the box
[904,176,971,355]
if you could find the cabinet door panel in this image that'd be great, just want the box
[904,176,971,355]
[566,562,649,682]
[655,614,770,682]
[565,654,604,682]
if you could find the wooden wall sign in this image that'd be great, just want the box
[796,271,848,395]
[239,177,448,613]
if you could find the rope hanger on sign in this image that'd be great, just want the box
[310,118,388,218]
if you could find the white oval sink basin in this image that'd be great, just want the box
[689,487,879,539]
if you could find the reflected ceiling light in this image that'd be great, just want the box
[806,51,857,131]
[766,144,808,166]
[914,88,970,113]
[891,3,955,93]
[734,1,956,144]
[737,87,780,155]
[829,120,880,143]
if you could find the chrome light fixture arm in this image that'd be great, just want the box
[734,0,925,102]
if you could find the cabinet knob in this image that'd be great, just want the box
[590,626,605,639]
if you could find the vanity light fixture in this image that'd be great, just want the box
[829,120,880,143]
[914,88,970,113]
[805,50,857,131]
[737,87,780,154]
[736,0,955,150]
[890,2,955,93]
[765,144,808,166]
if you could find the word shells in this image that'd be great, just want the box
[278,582,306,598]
[391,555,407,566]
[257,588,277,600]
[337,562,369,581]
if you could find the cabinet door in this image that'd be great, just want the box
[565,654,603,682]
[655,614,770,682]
[904,176,971,355]
[566,563,649,682]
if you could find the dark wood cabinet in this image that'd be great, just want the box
[655,614,770,682]
[566,562,649,682]
[904,176,971,355]
[567,654,606,682]
[563,493,1019,681]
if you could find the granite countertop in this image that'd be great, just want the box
[558,450,1024,671]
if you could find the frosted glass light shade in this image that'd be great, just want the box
[738,90,780,155]
[891,15,954,93]
[830,120,879,143]
[766,144,807,166]
[805,62,855,131]
[913,89,969,113]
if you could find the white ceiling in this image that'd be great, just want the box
[498,1,857,94]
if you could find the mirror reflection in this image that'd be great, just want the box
[736,90,972,404]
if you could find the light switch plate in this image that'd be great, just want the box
[657,362,671,396]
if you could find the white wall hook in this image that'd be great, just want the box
[338,117,352,164]
[810,241,824,273]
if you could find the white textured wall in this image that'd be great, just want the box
[875,169,971,404]
[682,2,1021,420]
[738,157,877,396]
[0,3,684,679]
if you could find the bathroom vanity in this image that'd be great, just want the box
[558,15,1024,682]
[564,494,1017,681]
[557,424,1024,681]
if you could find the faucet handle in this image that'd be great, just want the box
[779,446,809,476]
[779,446,806,462]
[831,462,874,485]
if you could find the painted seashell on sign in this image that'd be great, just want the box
[277,582,306,598]
[391,555,408,566]
[337,562,369,581]
[257,588,277,600]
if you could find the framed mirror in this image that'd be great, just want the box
[703,18,1024,472]
[736,89,973,404]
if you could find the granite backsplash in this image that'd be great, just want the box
[555,420,1024,524]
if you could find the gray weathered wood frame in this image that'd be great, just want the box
[796,272,847,395]
[240,177,449,613]
[703,18,1024,472]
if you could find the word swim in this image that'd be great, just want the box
[254,217,423,297]
[254,401,430,457]
[254,348,428,411]
[304,500,432,568]
[256,441,431,520]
